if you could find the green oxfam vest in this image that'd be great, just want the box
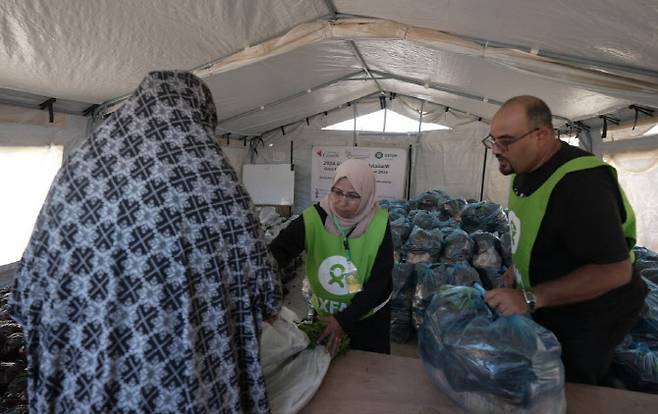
[303,206,388,316]
[508,156,636,289]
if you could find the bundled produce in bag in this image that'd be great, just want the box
[634,246,658,282]
[0,288,27,414]
[499,232,513,267]
[390,217,413,250]
[419,285,566,414]
[260,307,331,414]
[613,264,658,393]
[471,231,504,289]
[412,263,450,329]
[412,210,441,230]
[410,190,451,212]
[440,198,467,222]
[405,227,443,257]
[446,261,481,287]
[460,202,509,234]
[441,229,474,263]
[297,321,351,358]
[388,207,408,222]
[613,335,658,393]
[390,262,416,343]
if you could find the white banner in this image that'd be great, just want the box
[310,146,408,202]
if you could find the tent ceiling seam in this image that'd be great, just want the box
[217,70,367,125]
[334,12,658,81]
[371,70,572,124]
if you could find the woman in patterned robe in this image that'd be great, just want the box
[10,71,281,413]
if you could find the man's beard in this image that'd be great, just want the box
[496,156,514,175]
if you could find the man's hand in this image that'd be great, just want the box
[484,288,528,316]
[317,316,345,357]
[500,267,516,288]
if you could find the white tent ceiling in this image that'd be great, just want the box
[2,0,658,135]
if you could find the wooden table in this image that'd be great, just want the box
[301,351,658,414]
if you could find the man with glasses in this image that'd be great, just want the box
[482,95,647,385]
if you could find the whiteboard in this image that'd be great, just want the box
[242,164,295,205]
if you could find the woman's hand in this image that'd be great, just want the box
[317,316,345,357]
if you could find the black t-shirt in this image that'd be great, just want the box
[513,142,646,337]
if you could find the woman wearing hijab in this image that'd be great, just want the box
[270,159,393,355]
[10,71,281,413]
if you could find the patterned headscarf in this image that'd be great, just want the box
[10,71,281,413]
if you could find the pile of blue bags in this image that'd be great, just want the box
[418,285,566,413]
[612,246,658,393]
[380,190,511,343]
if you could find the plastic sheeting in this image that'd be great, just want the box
[220,79,379,135]
[418,285,566,414]
[0,0,329,103]
[360,40,631,121]
[606,150,658,251]
[4,4,655,130]
[260,307,331,414]
[208,41,362,121]
[335,0,658,75]
[414,126,510,205]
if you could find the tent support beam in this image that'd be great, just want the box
[370,70,572,124]
[0,98,82,117]
[257,90,492,141]
[217,70,367,125]
[324,0,386,95]
[39,98,56,123]
[334,12,658,81]
[323,0,337,17]
[348,41,384,94]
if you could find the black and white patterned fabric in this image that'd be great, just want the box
[10,71,282,413]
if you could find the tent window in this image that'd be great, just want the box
[0,146,63,265]
[322,109,450,133]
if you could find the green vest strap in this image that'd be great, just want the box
[508,156,636,289]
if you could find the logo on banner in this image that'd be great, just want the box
[318,256,350,295]
[375,151,383,159]
[315,149,325,158]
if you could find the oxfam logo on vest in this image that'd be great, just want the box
[318,256,350,295]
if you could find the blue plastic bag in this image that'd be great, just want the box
[390,262,416,343]
[460,202,509,234]
[419,285,566,413]
[412,263,480,329]
[613,335,658,393]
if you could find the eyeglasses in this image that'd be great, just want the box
[331,187,361,202]
[482,128,539,151]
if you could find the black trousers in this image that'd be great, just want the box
[345,303,391,354]
[543,306,644,385]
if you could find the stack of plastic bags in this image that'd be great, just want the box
[612,246,658,393]
[0,287,27,413]
[260,307,331,414]
[418,285,566,413]
[380,189,512,343]
[256,207,303,286]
